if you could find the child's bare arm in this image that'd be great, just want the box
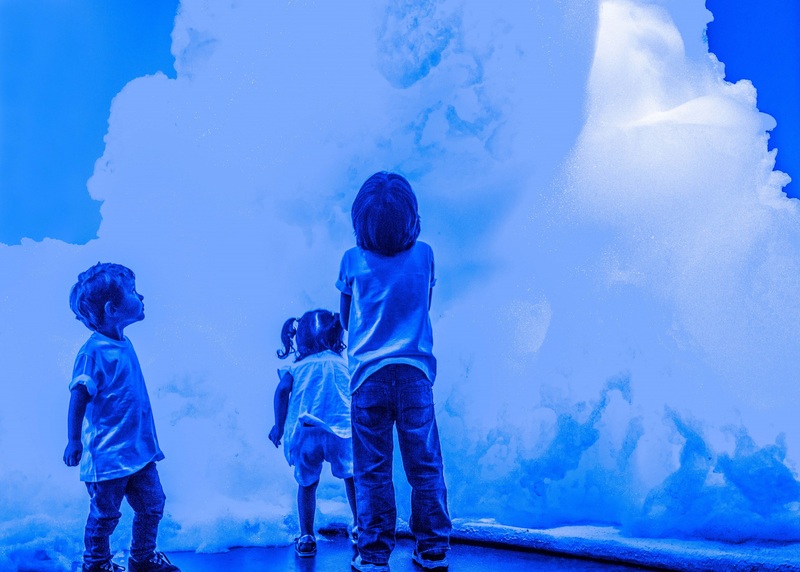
[340,293,351,330]
[268,372,293,447]
[63,385,90,466]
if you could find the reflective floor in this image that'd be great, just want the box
[161,534,653,572]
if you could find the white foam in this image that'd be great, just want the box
[1,1,798,569]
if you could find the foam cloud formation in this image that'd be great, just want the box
[1,0,798,569]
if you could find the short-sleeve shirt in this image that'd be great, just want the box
[277,350,351,466]
[336,241,437,393]
[70,332,164,482]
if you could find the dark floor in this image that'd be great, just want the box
[159,534,651,572]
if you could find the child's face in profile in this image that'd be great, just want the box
[112,279,145,329]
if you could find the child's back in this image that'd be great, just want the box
[278,348,351,462]
[338,240,436,395]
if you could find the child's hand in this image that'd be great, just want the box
[63,440,83,466]
[268,425,282,447]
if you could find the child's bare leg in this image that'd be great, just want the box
[298,480,319,537]
[344,476,358,523]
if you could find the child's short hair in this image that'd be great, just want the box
[70,262,135,331]
[351,171,421,256]
[277,309,345,362]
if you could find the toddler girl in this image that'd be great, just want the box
[269,309,357,558]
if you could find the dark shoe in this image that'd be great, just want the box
[351,554,390,571]
[294,534,317,557]
[82,561,125,572]
[128,552,179,572]
[412,549,449,570]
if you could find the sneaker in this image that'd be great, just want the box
[294,534,317,557]
[82,562,125,572]
[412,549,449,570]
[349,525,359,546]
[351,554,390,572]
[128,552,179,572]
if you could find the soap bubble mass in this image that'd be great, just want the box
[1,0,798,568]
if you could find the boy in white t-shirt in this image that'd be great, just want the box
[63,263,179,572]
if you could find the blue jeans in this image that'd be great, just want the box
[351,364,451,565]
[84,462,166,565]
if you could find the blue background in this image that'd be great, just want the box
[0,0,178,245]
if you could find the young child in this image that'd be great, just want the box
[63,263,180,572]
[337,172,452,572]
[269,309,358,558]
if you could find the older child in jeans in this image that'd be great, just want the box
[63,263,179,572]
[337,172,451,572]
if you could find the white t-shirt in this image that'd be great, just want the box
[70,332,164,482]
[277,350,351,465]
[336,241,437,393]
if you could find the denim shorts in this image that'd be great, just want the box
[292,424,354,486]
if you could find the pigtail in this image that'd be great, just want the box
[287,309,347,361]
[276,317,298,359]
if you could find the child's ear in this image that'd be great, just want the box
[104,300,117,317]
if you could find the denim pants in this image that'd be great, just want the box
[84,462,166,565]
[351,364,451,564]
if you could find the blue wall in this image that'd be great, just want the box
[705,0,800,197]
[0,1,178,244]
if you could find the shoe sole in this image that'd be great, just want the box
[295,534,317,558]
[411,553,448,571]
[351,558,390,571]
